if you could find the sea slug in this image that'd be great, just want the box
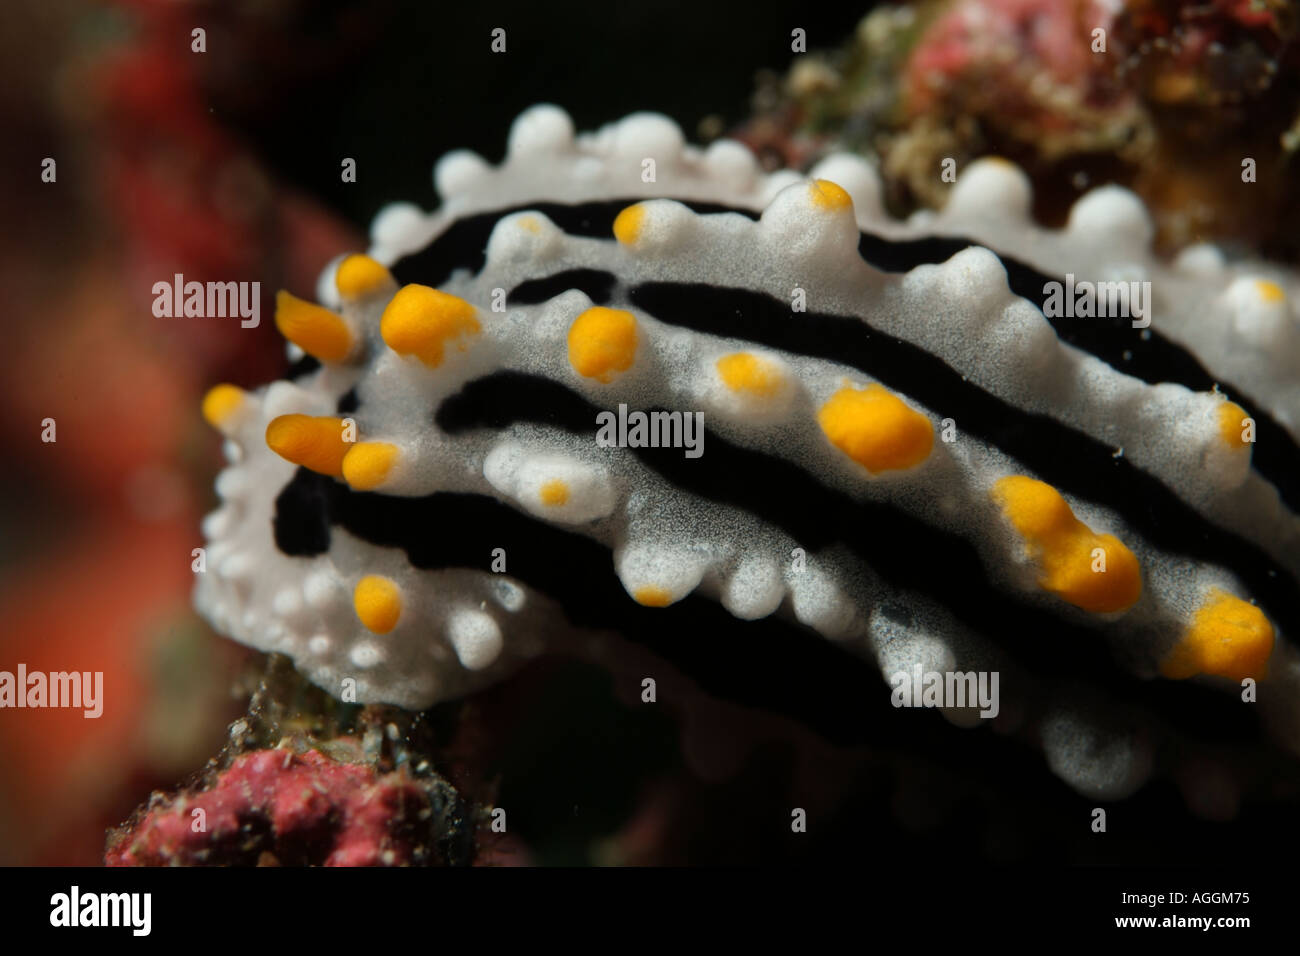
[196,105,1300,801]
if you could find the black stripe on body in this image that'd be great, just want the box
[390,197,1299,508]
[624,283,1299,644]
[287,354,322,380]
[390,200,755,290]
[272,464,1260,749]
[509,269,617,306]
[856,234,1300,511]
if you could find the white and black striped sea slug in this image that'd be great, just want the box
[196,105,1300,804]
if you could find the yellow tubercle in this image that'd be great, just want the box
[335,254,394,300]
[517,216,542,234]
[274,291,355,362]
[265,414,351,477]
[716,352,783,397]
[633,586,674,608]
[568,307,639,382]
[353,575,402,635]
[810,179,852,212]
[613,203,647,245]
[1161,589,1273,681]
[380,284,481,368]
[1255,279,1285,304]
[991,476,1142,614]
[817,384,933,473]
[342,441,398,491]
[201,384,246,431]
[539,479,570,506]
[1216,401,1252,449]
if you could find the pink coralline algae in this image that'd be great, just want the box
[906,0,1131,134]
[106,747,465,866]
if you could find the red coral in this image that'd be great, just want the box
[107,748,455,866]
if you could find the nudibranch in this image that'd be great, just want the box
[197,105,1300,802]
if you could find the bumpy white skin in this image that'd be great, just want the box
[903,159,1300,436]
[198,106,1300,801]
[201,385,557,706]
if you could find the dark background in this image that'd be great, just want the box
[5,0,1299,868]
[216,0,870,227]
